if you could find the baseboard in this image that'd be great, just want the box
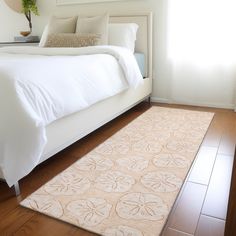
[151,97,170,104]
[151,96,235,110]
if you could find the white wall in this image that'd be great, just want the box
[0,0,235,109]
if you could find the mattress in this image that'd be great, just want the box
[134,52,146,78]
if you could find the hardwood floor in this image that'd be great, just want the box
[0,102,235,236]
[225,148,236,236]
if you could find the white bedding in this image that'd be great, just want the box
[0,46,143,186]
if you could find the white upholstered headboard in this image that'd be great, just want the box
[110,12,153,78]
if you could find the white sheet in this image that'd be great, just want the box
[0,46,143,186]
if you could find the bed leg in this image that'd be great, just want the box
[148,96,151,104]
[14,182,21,196]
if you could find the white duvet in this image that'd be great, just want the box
[0,45,143,186]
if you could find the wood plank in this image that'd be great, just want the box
[202,113,224,147]
[0,207,35,236]
[224,148,236,236]
[218,113,236,156]
[188,146,217,185]
[195,215,225,236]
[13,213,97,236]
[163,228,193,236]
[0,194,19,219]
[202,154,233,219]
[218,133,236,156]
[0,180,23,219]
[168,182,207,234]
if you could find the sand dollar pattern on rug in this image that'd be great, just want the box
[132,139,163,154]
[153,153,190,168]
[20,107,214,236]
[141,171,183,192]
[121,129,146,142]
[104,225,144,236]
[22,195,64,218]
[145,132,171,144]
[166,139,199,153]
[116,192,169,221]
[95,140,130,155]
[95,171,135,193]
[173,129,205,141]
[44,169,91,195]
[75,153,114,171]
[116,155,149,172]
[66,198,112,227]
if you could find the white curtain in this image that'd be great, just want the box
[167,0,236,109]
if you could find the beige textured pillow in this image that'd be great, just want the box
[39,16,77,47]
[76,13,109,45]
[48,16,77,33]
[44,33,101,48]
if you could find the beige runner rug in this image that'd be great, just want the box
[21,107,214,236]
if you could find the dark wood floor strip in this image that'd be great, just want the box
[195,214,225,236]
[164,228,193,236]
[224,147,236,236]
[168,182,207,234]
[13,213,100,236]
[0,207,36,236]
[188,146,218,185]
[201,154,233,220]
[217,113,236,156]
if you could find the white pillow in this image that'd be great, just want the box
[39,25,49,47]
[108,23,139,53]
[39,16,77,47]
[76,13,109,45]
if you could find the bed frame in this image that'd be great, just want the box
[1,12,153,195]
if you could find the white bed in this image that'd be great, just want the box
[0,12,153,194]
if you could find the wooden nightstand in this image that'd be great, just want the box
[0,41,39,47]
